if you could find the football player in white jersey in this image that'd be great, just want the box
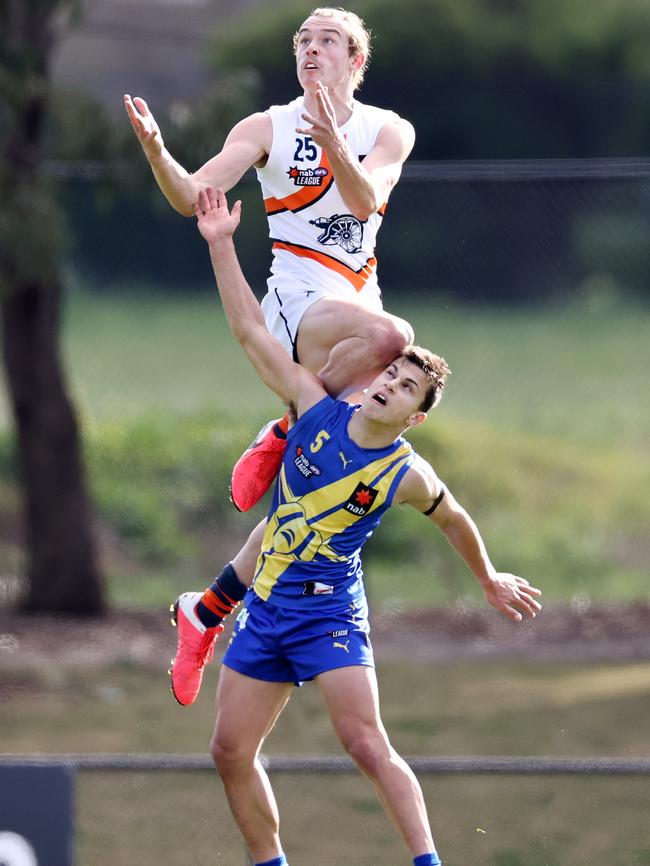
[125,7,416,513]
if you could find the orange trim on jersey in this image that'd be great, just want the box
[272,241,377,292]
[264,151,334,215]
[378,202,388,216]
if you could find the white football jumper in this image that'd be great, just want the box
[257,96,402,357]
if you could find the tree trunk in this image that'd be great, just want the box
[1,284,105,615]
[0,0,106,615]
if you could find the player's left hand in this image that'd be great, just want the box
[194,187,241,244]
[296,82,346,152]
[483,573,542,622]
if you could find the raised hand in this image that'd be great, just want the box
[194,187,242,244]
[483,573,543,622]
[296,82,345,151]
[124,94,164,160]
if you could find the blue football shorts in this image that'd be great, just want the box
[222,591,375,684]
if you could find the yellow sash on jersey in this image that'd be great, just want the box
[253,443,412,601]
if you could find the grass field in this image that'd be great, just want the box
[76,772,650,865]
[1,292,648,862]
[70,293,650,606]
[1,292,648,608]
[3,656,649,756]
[2,655,649,865]
[46,291,649,450]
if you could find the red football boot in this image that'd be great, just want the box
[169,592,223,706]
[230,415,289,512]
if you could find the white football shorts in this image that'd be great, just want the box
[261,278,384,360]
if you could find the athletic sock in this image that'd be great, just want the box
[196,562,247,627]
[255,856,288,866]
[413,854,442,866]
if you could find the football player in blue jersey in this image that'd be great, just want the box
[171,187,542,866]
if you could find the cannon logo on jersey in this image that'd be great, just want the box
[294,445,322,478]
[286,165,330,187]
[345,482,379,517]
[309,213,364,253]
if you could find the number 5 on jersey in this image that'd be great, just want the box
[310,430,330,453]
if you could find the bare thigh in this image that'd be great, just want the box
[212,665,293,756]
[316,664,387,745]
[295,297,414,393]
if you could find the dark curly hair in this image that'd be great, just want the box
[400,346,451,412]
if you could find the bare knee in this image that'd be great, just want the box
[368,315,414,366]
[210,730,229,772]
[339,726,392,778]
[210,730,255,778]
[395,315,415,348]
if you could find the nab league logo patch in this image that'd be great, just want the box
[294,445,322,478]
[345,482,379,516]
[287,165,329,186]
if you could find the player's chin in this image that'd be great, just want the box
[301,74,323,89]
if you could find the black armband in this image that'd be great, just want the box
[422,487,445,516]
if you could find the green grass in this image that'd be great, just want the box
[74,770,650,865]
[2,294,648,863]
[2,656,649,865]
[56,292,650,452]
[399,298,650,451]
[65,290,283,423]
[4,657,649,757]
[0,292,648,607]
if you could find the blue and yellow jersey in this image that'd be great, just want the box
[252,396,414,610]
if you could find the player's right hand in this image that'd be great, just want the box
[483,573,542,622]
[124,94,164,160]
[194,187,242,244]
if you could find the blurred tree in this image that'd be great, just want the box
[194,0,650,305]
[38,57,262,288]
[209,0,650,159]
[0,0,105,614]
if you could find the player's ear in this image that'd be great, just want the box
[407,411,427,429]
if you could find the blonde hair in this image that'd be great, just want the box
[293,7,372,89]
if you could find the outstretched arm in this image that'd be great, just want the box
[124,95,270,216]
[297,83,415,220]
[195,187,325,412]
[397,458,542,622]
